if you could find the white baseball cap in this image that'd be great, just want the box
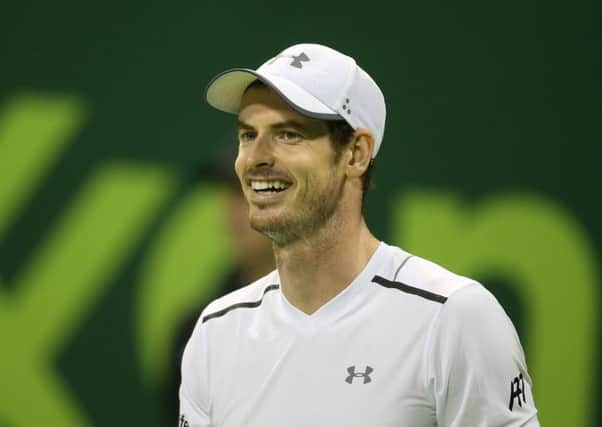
[205,43,386,157]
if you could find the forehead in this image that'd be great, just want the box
[239,85,328,130]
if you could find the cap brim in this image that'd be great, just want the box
[205,68,342,120]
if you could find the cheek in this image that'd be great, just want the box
[234,151,245,181]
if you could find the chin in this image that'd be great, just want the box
[249,214,285,233]
[248,213,296,245]
[249,205,284,225]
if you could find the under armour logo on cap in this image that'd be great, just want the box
[205,43,386,157]
[345,365,373,384]
[290,52,310,68]
[269,52,310,68]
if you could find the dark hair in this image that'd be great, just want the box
[327,120,375,207]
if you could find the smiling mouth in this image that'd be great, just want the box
[249,180,292,194]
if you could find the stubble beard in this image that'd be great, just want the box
[248,172,346,247]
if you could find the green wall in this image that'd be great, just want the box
[1,0,600,425]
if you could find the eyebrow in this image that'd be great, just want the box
[271,120,310,130]
[236,120,254,130]
[236,119,314,131]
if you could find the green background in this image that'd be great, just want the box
[1,0,600,425]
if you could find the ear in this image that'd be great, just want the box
[345,128,375,179]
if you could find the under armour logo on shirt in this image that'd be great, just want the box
[268,52,310,68]
[509,373,527,411]
[345,365,373,384]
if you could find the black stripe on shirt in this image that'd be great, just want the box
[201,284,280,323]
[372,275,448,304]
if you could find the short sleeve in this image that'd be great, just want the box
[426,284,540,427]
[179,320,212,427]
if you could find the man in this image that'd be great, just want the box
[180,43,540,426]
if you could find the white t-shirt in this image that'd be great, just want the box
[179,242,540,426]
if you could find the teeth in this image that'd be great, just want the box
[251,180,289,191]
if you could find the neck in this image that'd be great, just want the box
[273,209,379,315]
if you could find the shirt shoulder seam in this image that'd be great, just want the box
[201,284,279,324]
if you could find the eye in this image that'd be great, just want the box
[275,130,301,143]
[238,130,256,143]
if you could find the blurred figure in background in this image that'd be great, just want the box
[163,141,275,423]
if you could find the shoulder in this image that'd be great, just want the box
[435,283,520,349]
[373,243,478,305]
[200,270,280,324]
[385,245,510,329]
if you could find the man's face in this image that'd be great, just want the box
[234,85,348,246]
